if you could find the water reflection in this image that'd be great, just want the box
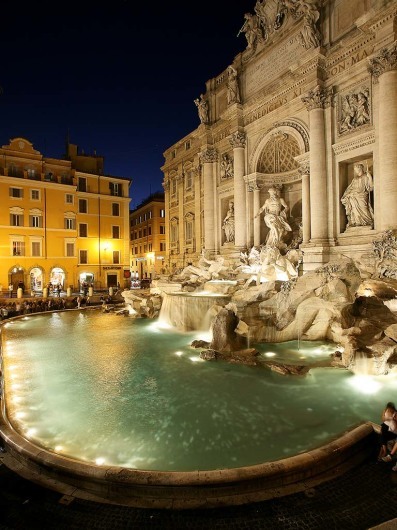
[2,311,395,472]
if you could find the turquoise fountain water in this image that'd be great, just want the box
[1,310,395,472]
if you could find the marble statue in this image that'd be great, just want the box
[227,66,241,104]
[220,153,234,180]
[255,186,292,248]
[180,252,228,281]
[283,0,320,49]
[194,94,209,124]
[341,163,374,229]
[239,12,263,49]
[222,201,235,243]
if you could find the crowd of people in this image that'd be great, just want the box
[0,297,68,320]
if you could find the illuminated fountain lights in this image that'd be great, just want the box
[2,311,397,473]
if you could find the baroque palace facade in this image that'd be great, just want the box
[161,0,397,273]
[0,138,131,294]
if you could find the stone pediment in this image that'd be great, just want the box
[2,137,40,155]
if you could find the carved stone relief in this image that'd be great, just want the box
[337,85,371,136]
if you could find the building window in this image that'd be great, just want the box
[160,225,165,234]
[30,215,42,228]
[27,168,36,178]
[110,182,121,196]
[10,187,23,198]
[31,241,41,257]
[148,243,152,252]
[160,242,166,251]
[65,193,74,204]
[160,209,165,218]
[79,223,88,237]
[112,226,120,239]
[171,179,177,198]
[31,189,40,201]
[65,218,76,230]
[66,242,75,257]
[143,228,147,237]
[185,140,191,150]
[134,246,138,254]
[112,203,120,216]
[171,224,178,243]
[113,251,120,264]
[185,170,193,191]
[10,213,23,226]
[79,199,88,213]
[78,177,87,192]
[12,241,24,256]
[185,220,193,241]
[79,250,88,264]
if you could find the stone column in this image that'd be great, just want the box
[202,147,218,253]
[162,180,170,265]
[177,173,185,249]
[230,131,247,250]
[369,43,397,230]
[298,162,311,244]
[253,184,261,247]
[301,86,332,242]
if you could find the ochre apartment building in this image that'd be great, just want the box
[130,192,166,281]
[0,137,131,294]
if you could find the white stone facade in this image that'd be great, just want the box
[161,0,397,273]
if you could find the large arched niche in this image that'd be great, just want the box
[248,121,309,242]
[248,120,309,175]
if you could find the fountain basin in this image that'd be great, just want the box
[0,311,387,508]
[0,416,377,509]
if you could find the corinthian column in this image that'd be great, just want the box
[368,42,397,230]
[162,179,170,263]
[301,86,332,242]
[230,131,247,249]
[201,147,218,252]
[298,162,311,244]
[253,184,261,247]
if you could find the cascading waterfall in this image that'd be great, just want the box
[158,291,230,332]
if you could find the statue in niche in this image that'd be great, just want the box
[255,185,292,249]
[220,153,234,180]
[339,89,370,133]
[222,201,235,243]
[341,163,374,229]
[194,94,209,124]
[227,65,241,105]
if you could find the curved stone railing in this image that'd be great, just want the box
[0,406,377,509]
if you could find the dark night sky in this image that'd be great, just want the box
[1,1,254,208]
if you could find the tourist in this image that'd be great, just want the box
[341,162,374,228]
[222,201,235,243]
[255,186,292,249]
[378,402,397,462]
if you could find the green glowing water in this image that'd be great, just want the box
[2,310,393,472]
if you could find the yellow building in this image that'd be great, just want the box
[0,137,131,295]
[130,192,166,281]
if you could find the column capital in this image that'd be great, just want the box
[298,161,310,176]
[301,85,332,111]
[368,42,397,81]
[229,131,246,149]
[200,147,218,164]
